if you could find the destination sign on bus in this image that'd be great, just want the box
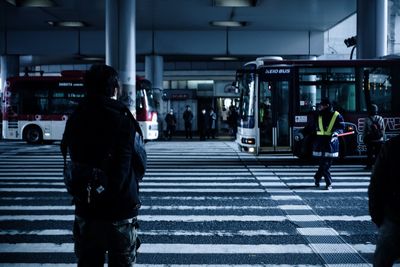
[58,82,84,87]
[265,68,291,74]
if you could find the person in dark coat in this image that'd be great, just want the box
[61,64,143,266]
[228,105,238,139]
[164,108,177,140]
[198,108,207,141]
[368,134,400,266]
[303,98,344,190]
[183,105,194,139]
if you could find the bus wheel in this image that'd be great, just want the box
[24,126,43,144]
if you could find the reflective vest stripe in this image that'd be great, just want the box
[316,111,339,136]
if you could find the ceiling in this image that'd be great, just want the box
[0,0,357,65]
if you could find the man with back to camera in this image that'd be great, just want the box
[303,98,344,190]
[363,104,385,170]
[368,134,400,266]
[61,64,144,266]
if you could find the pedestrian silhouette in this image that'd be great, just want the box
[199,108,207,140]
[61,64,145,266]
[363,104,385,170]
[368,134,400,266]
[165,108,177,140]
[303,98,344,190]
[207,107,217,139]
[183,105,193,139]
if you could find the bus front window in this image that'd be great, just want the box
[238,72,256,128]
[136,78,157,122]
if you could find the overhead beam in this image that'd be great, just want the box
[6,29,324,58]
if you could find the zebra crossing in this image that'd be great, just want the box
[0,140,378,266]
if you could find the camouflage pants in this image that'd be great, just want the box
[73,216,140,267]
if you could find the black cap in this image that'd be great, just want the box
[320,98,331,106]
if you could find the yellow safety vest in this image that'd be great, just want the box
[317,111,339,136]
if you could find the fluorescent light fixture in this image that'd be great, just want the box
[80,56,105,62]
[48,21,87,28]
[210,21,247,27]
[212,56,238,61]
[6,0,56,7]
[213,0,257,7]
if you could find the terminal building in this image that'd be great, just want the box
[1,0,400,138]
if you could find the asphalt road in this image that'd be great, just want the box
[0,140,377,266]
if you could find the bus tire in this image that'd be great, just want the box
[24,125,43,144]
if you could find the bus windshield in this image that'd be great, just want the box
[136,78,157,122]
[237,70,256,128]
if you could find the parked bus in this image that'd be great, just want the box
[235,58,400,158]
[1,71,158,144]
[135,76,158,140]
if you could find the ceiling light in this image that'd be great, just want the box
[79,56,105,62]
[213,0,257,7]
[210,21,247,27]
[6,0,56,7]
[212,56,239,61]
[48,21,87,28]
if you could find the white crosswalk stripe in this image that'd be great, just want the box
[0,140,375,265]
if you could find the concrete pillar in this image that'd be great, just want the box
[105,0,136,115]
[145,55,163,90]
[357,0,388,59]
[145,55,164,135]
[0,55,19,92]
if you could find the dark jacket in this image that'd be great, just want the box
[61,95,141,221]
[165,113,177,127]
[304,108,344,158]
[183,110,193,125]
[368,134,400,227]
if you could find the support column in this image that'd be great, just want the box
[145,55,164,136]
[357,0,388,59]
[145,55,163,91]
[105,0,136,115]
[0,55,19,91]
[145,54,163,111]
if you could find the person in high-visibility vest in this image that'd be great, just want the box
[311,98,344,190]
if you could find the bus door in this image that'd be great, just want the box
[258,67,292,152]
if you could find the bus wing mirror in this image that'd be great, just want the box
[232,81,240,94]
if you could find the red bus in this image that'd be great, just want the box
[235,58,400,157]
[2,71,158,144]
[135,76,158,140]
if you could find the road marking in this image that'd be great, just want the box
[0,214,372,222]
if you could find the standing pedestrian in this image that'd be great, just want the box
[183,105,193,139]
[303,98,344,190]
[165,108,177,140]
[208,107,217,139]
[363,104,385,170]
[199,108,207,141]
[228,105,238,139]
[61,64,145,266]
[368,134,400,266]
